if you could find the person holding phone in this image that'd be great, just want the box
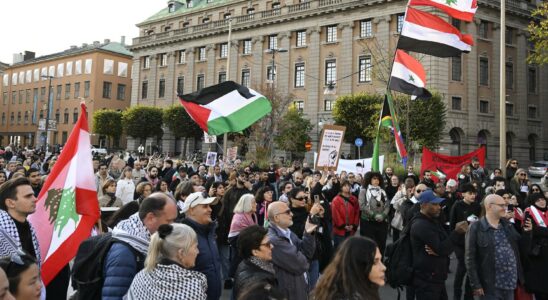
[523,193,548,300]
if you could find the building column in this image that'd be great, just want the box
[306,27,321,138]
[130,57,141,106]
[185,48,195,93]
[148,55,158,106]
[165,51,176,105]
[491,23,502,163]
[252,36,264,86]
[338,22,354,96]
[206,45,216,87]
[278,32,291,94]
[516,30,528,137]
[228,41,238,82]
[466,19,479,152]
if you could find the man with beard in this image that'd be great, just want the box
[383,167,394,188]
[252,171,269,194]
[292,171,304,188]
[138,166,160,188]
[132,161,147,186]
[420,170,436,190]
[25,168,42,197]
[159,159,176,185]
[470,157,488,187]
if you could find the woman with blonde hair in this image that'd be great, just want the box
[509,168,530,208]
[127,223,206,299]
[228,193,258,278]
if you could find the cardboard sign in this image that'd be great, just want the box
[315,125,346,171]
[204,132,217,144]
[205,151,217,166]
[227,146,238,162]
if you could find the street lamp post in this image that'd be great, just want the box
[41,75,54,153]
[265,48,288,85]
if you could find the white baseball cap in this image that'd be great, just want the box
[181,192,216,213]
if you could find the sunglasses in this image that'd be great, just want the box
[519,173,526,176]
[294,196,306,201]
[416,189,424,193]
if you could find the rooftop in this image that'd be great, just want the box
[141,0,230,24]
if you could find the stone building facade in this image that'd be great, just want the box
[129,0,547,168]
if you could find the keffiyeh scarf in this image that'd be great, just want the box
[112,212,150,255]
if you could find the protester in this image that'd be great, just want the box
[228,193,258,277]
[506,159,519,181]
[510,168,530,208]
[181,192,222,300]
[0,252,41,300]
[332,181,359,249]
[523,193,548,300]
[0,171,6,185]
[360,172,390,254]
[466,194,532,299]
[313,236,386,300]
[98,179,123,208]
[127,223,206,300]
[102,193,178,299]
[0,266,14,300]
[116,166,136,205]
[255,186,274,226]
[234,225,277,299]
[95,163,113,197]
[134,182,153,203]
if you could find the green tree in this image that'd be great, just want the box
[163,105,203,155]
[527,2,548,65]
[92,109,122,148]
[275,105,313,159]
[332,93,384,144]
[121,106,164,139]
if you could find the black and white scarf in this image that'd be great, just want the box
[249,256,275,274]
[112,212,150,255]
[0,210,41,267]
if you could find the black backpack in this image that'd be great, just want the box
[70,233,143,300]
[384,217,416,292]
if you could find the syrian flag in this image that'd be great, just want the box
[390,50,432,99]
[399,7,474,57]
[179,81,272,136]
[29,103,100,285]
[409,0,478,22]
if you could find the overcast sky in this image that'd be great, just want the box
[0,0,165,64]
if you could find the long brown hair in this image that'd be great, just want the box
[312,237,381,300]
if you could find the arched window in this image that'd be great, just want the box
[477,130,489,157]
[1,113,5,125]
[449,128,462,156]
[24,111,29,124]
[64,108,69,124]
[506,132,514,160]
[73,108,78,124]
[10,112,14,125]
[17,112,22,124]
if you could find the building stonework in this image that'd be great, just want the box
[0,41,133,149]
[130,0,546,168]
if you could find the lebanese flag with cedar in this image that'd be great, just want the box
[29,103,100,285]
[409,0,478,22]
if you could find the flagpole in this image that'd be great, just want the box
[223,18,232,159]
[499,0,506,172]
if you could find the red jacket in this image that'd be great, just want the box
[331,194,360,236]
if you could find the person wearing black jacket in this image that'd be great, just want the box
[449,183,481,300]
[410,190,468,300]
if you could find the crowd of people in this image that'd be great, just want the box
[0,144,548,300]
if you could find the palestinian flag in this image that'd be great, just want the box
[28,103,100,285]
[432,169,447,179]
[372,93,408,171]
[409,0,478,22]
[389,50,432,99]
[179,81,272,136]
[398,7,474,57]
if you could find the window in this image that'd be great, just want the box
[33,88,38,104]
[117,84,126,100]
[53,132,58,145]
[247,8,255,15]
[198,47,206,61]
[143,56,150,69]
[505,62,513,89]
[505,27,513,45]
[360,20,372,38]
[168,3,175,13]
[479,100,489,113]
[56,85,62,100]
[65,84,71,99]
[25,89,31,103]
[84,81,91,97]
[218,72,226,83]
[196,74,205,90]
[202,18,210,24]
[1,113,4,125]
[397,14,405,33]
[295,64,305,87]
[159,53,168,66]
[103,59,114,74]
[102,82,112,99]
[268,35,278,50]
[324,99,333,111]
[272,2,281,13]
[11,91,16,104]
[479,57,489,86]
[178,50,186,63]
[24,111,29,124]
[187,0,193,8]
[479,21,488,39]
[243,40,252,54]
[73,108,78,124]
[141,81,148,99]
[17,112,21,124]
[18,91,23,104]
[177,77,184,94]
[528,106,537,119]
[74,82,80,98]
[39,110,43,120]
[296,30,307,47]
[325,60,336,85]
[84,59,92,74]
[451,18,461,30]
[528,67,537,93]
[158,79,165,98]
[220,43,228,58]
[40,87,46,101]
[294,100,304,112]
[267,66,276,82]
[451,96,462,110]
[2,92,6,105]
[62,132,68,145]
[64,109,69,124]
[241,69,250,87]
[224,13,231,19]
[359,56,372,82]
[10,112,14,125]
[451,55,462,81]
[506,103,514,116]
[326,25,337,42]
[55,109,60,123]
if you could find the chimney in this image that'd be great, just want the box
[23,51,35,61]
[12,53,24,64]
[70,45,78,50]
[104,39,110,44]
[93,41,100,46]
[120,36,126,46]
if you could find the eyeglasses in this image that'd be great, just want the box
[260,241,272,248]
[275,209,292,216]
[416,189,424,193]
[519,173,526,176]
[491,203,508,209]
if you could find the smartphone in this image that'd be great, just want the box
[507,204,514,212]
[524,211,531,224]
[314,195,320,204]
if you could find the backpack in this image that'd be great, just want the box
[70,233,144,300]
[384,217,416,293]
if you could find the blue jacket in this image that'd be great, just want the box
[102,242,144,300]
[181,218,222,300]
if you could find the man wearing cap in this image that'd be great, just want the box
[410,190,469,300]
[181,192,222,300]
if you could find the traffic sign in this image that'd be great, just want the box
[355,137,363,147]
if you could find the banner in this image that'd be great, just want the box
[315,153,384,175]
[420,146,486,181]
[315,125,346,171]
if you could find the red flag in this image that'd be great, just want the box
[420,146,486,182]
[29,103,100,285]
[409,0,478,22]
